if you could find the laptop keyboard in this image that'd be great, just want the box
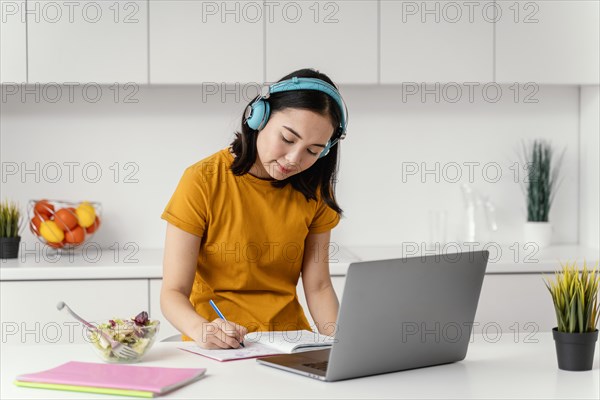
[302,361,328,372]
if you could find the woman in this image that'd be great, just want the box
[160,68,348,349]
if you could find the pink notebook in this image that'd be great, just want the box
[16,361,206,395]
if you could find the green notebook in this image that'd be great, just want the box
[14,381,155,398]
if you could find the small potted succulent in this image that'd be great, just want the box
[0,199,22,259]
[545,261,599,371]
[518,139,565,248]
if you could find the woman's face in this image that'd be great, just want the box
[252,108,335,180]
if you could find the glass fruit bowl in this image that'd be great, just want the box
[28,199,102,250]
[87,312,160,363]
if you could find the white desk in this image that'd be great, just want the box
[1,333,598,399]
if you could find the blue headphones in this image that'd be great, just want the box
[244,77,348,158]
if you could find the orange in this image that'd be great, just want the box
[34,200,54,218]
[30,213,49,234]
[85,216,101,234]
[65,226,85,245]
[54,208,78,231]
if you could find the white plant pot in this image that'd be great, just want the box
[523,222,553,248]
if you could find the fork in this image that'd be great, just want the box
[56,301,139,360]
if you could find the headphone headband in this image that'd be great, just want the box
[267,77,347,136]
[244,76,348,158]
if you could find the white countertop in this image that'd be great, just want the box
[0,246,360,281]
[0,248,167,281]
[1,333,598,399]
[0,244,597,281]
[348,244,600,274]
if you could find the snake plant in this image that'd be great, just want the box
[519,139,565,222]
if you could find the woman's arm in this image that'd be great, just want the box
[301,230,339,336]
[161,223,246,348]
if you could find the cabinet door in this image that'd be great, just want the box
[473,274,556,335]
[381,0,493,83]
[297,276,345,331]
[496,1,600,84]
[27,0,147,83]
[1,0,27,83]
[149,278,345,340]
[150,1,263,83]
[266,1,377,84]
[0,280,148,345]
[149,279,180,341]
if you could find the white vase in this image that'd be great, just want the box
[523,222,553,248]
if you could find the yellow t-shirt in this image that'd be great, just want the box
[161,148,340,338]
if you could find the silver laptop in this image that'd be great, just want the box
[256,250,489,381]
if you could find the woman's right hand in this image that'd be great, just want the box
[192,318,248,349]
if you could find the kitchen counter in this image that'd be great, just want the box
[348,244,600,274]
[0,246,360,281]
[0,244,597,281]
[1,333,598,399]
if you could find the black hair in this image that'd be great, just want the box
[229,68,344,215]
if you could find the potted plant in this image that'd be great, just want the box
[545,261,599,371]
[0,199,22,259]
[519,139,565,248]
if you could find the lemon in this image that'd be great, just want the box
[39,220,65,243]
[76,202,96,228]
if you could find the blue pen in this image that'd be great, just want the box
[209,299,245,348]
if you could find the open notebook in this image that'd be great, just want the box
[14,361,206,398]
[179,330,335,362]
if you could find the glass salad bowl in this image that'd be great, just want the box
[87,312,160,363]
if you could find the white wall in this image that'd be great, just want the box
[579,86,600,249]
[0,84,588,249]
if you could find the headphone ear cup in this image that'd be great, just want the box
[260,101,271,131]
[246,99,270,131]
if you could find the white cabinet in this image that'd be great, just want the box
[0,0,27,83]
[150,271,558,338]
[496,1,600,84]
[299,274,555,336]
[296,276,346,331]
[149,1,263,84]
[27,0,147,83]
[381,0,493,83]
[473,274,556,334]
[0,280,148,345]
[4,1,598,85]
[0,271,561,348]
[266,1,377,84]
[148,277,346,340]
[149,279,180,341]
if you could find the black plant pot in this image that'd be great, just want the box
[0,236,21,259]
[552,328,599,371]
